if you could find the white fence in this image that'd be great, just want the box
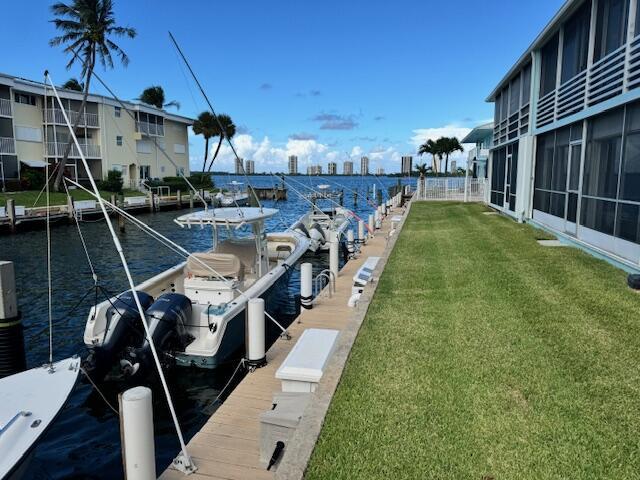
[414,177,487,202]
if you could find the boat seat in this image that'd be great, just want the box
[186,252,244,280]
[216,239,257,274]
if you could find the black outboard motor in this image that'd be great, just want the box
[120,293,192,377]
[83,291,154,380]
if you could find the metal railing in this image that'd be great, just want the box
[468,147,490,161]
[46,142,100,158]
[0,137,16,154]
[415,177,488,202]
[0,98,12,117]
[44,108,99,127]
[136,121,164,136]
[313,269,336,300]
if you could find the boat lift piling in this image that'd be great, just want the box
[246,298,267,368]
[329,231,340,280]
[300,263,313,310]
[120,386,156,480]
[0,261,26,378]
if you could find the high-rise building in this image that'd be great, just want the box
[450,160,457,173]
[343,161,353,175]
[288,155,298,175]
[401,155,413,176]
[328,162,337,175]
[306,165,322,175]
[235,157,243,174]
[245,159,255,175]
[376,167,385,175]
[360,156,369,175]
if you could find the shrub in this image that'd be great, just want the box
[147,174,213,193]
[20,168,45,190]
[100,169,124,193]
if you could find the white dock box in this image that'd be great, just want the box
[275,328,339,393]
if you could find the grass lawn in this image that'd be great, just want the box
[0,189,143,207]
[306,202,640,480]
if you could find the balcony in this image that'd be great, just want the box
[468,147,489,161]
[44,108,99,128]
[136,121,164,137]
[46,142,100,158]
[0,137,15,154]
[0,98,11,117]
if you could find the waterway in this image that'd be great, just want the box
[0,174,409,479]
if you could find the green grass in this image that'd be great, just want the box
[0,189,143,207]
[306,202,640,480]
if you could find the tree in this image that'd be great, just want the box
[138,85,180,110]
[418,139,440,174]
[207,114,236,173]
[49,0,136,191]
[438,137,464,175]
[62,78,84,91]
[192,111,218,173]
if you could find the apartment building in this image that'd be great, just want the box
[288,155,298,175]
[245,159,255,175]
[401,155,413,176]
[343,161,353,175]
[0,73,192,190]
[307,165,323,175]
[461,122,492,178]
[328,162,337,175]
[487,0,640,266]
[235,157,244,175]
[376,167,385,175]
[360,156,369,175]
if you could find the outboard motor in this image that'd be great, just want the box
[83,291,154,380]
[309,222,326,249]
[120,293,192,377]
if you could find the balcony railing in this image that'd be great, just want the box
[0,98,11,117]
[44,108,99,128]
[0,137,16,154]
[468,147,490,161]
[136,121,164,136]
[46,142,100,158]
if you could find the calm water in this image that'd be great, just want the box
[0,175,409,479]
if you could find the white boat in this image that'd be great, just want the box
[0,357,80,479]
[216,181,249,207]
[83,207,310,376]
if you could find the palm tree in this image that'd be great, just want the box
[438,137,464,175]
[138,85,180,110]
[415,163,428,199]
[418,139,440,175]
[49,0,136,191]
[192,111,218,173]
[61,78,84,91]
[207,114,236,173]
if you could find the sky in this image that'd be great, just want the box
[1,0,565,173]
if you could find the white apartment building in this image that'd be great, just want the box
[235,157,244,175]
[376,167,385,175]
[328,162,337,175]
[486,0,640,267]
[288,155,298,175]
[401,155,413,175]
[245,159,255,175]
[343,161,354,175]
[307,165,323,175]
[360,156,369,175]
[0,73,192,189]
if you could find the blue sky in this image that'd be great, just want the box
[1,0,565,173]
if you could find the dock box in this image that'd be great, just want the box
[348,256,381,307]
[275,328,339,393]
[74,200,97,211]
[124,196,147,207]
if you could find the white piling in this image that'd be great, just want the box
[358,219,366,245]
[120,387,156,480]
[246,298,266,367]
[347,229,355,256]
[368,214,375,235]
[329,230,340,280]
[300,262,313,310]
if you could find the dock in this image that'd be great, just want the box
[161,201,406,480]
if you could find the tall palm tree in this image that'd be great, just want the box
[418,139,440,175]
[438,137,464,175]
[61,78,84,91]
[192,111,218,173]
[49,0,136,191]
[138,85,180,110]
[207,114,236,173]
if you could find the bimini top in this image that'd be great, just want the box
[175,207,278,227]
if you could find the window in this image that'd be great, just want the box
[620,101,640,202]
[501,88,508,121]
[521,63,531,107]
[535,131,555,191]
[136,140,152,154]
[14,92,36,106]
[583,107,623,198]
[14,125,42,142]
[540,33,559,97]
[174,143,185,154]
[494,94,501,124]
[114,106,121,118]
[490,147,506,206]
[509,74,521,116]
[581,197,616,235]
[561,1,591,83]
[594,0,629,62]
[116,135,123,146]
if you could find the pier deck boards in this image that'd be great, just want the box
[161,208,399,480]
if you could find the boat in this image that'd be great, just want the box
[83,207,310,377]
[0,357,81,479]
[215,181,250,207]
[304,184,343,203]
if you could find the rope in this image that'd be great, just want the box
[207,358,245,408]
[64,179,97,283]
[80,366,119,416]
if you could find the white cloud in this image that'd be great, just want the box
[410,124,474,170]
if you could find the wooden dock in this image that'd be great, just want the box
[161,207,400,480]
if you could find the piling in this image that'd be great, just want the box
[66,195,74,223]
[347,229,355,256]
[0,261,26,378]
[176,189,182,210]
[6,199,16,234]
[148,191,154,213]
[376,189,383,207]
[120,387,156,480]
[353,191,358,206]
[246,298,267,368]
[358,219,366,245]
[368,214,375,236]
[329,231,340,280]
[189,193,194,209]
[300,262,313,310]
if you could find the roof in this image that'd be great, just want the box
[0,72,194,125]
[175,207,278,227]
[486,0,582,102]
[461,122,494,143]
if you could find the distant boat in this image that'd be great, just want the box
[0,357,81,479]
[216,181,250,207]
